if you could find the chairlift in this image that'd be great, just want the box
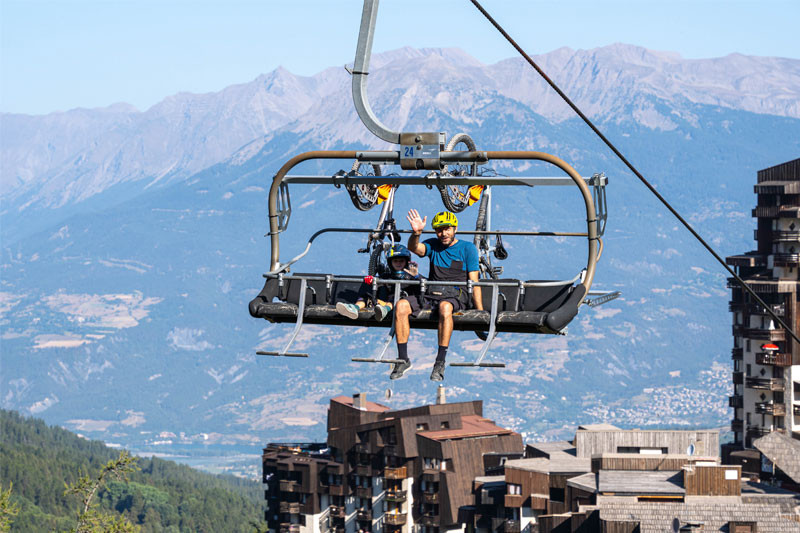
[250,0,619,368]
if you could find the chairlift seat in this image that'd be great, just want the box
[249,274,585,334]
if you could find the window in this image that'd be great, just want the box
[423,457,440,470]
[440,421,449,429]
[507,483,521,495]
[416,423,429,431]
[549,487,565,503]
[440,459,448,471]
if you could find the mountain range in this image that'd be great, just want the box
[2,45,799,473]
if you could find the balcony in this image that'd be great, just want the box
[356,464,375,477]
[794,405,800,416]
[746,426,771,439]
[729,395,743,408]
[773,253,800,267]
[756,351,793,366]
[773,230,800,242]
[383,445,400,457]
[504,494,524,508]
[280,524,300,533]
[746,377,785,391]
[755,402,786,416]
[731,419,744,432]
[422,492,439,504]
[490,518,520,533]
[743,328,785,341]
[730,301,786,317]
[731,347,743,360]
[422,469,440,481]
[503,520,521,533]
[417,514,439,527]
[384,513,407,526]
[329,506,346,519]
[385,489,407,502]
[354,443,370,454]
[383,466,407,480]
[280,502,301,514]
[355,486,373,499]
[733,372,744,385]
[357,510,372,522]
[328,485,346,496]
[280,480,301,493]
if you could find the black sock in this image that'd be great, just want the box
[397,343,409,361]
[436,345,448,362]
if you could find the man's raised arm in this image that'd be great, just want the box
[406,209,428,257]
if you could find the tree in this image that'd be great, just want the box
[63,451,141,533]
[0,483,20,532]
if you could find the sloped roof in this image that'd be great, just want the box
[577,423,621,431]
[505,454,590,475]
[419,414,514,441]
[567,472,597,493]
[753,431,800,484]
[331,395,391,412]
[598,470,684,495]
[599,502,800,532]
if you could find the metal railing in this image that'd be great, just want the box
[745,377,785,391]
[755,402,786,416]
[756,351,792,366]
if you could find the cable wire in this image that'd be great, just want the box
[467,0,800,345]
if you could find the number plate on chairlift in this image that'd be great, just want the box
[399,132,443,170]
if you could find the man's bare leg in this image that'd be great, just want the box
[437,301,454,348]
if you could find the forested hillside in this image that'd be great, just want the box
[0,410,266,532]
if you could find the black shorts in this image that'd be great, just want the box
[405,293,467,317]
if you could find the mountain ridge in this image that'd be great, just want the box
[3,44,798,222]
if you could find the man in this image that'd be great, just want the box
[390,209,483,381]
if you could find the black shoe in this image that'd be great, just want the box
[430,361,445,382]
[390,360,412,380]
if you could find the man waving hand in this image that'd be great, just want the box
[390,209,483,381]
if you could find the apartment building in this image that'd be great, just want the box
[263,392,522,533]
[726,158,800,450]
[264,394,800,532]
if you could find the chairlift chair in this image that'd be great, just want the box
[249,0,619,368]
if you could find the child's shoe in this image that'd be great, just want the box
[374,305,392,322]
[336,302,360,320]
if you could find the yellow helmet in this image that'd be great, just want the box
[431,211,458,228]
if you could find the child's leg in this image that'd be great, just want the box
[356,299,367,309]
[376,299,392,310]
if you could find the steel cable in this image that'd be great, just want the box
[467,0,800,344]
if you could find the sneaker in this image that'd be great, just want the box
[336,302,360,320]
[374,305,392,322]
[430,361,446,382]
[390,360,412,380]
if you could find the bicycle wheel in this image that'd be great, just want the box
[438,133,477,213]
[346,162,381,211]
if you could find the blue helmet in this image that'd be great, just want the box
[385,244,412,262]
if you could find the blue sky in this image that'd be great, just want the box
[2,0,799,115]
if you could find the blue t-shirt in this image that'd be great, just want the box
[422,238,480,282]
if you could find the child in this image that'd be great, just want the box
[336,244,422,321]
